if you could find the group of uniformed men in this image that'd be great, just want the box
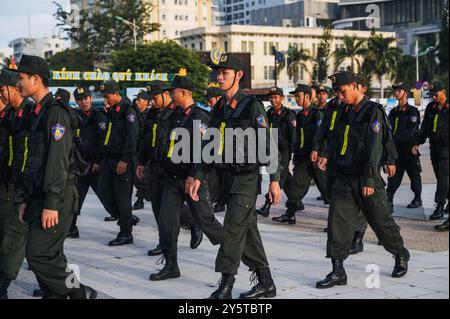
[0,52,448,299]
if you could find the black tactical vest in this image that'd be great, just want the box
[212,95,261,173]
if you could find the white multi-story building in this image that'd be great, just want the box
[8,37,66,62]
[219,0,339,25]
[179,24,396,90]
[70,0,215,42]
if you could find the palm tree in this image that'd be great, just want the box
[364,32,402,98]
[333,35,368,73]
[278,45,311,84]
[394,54,416,85]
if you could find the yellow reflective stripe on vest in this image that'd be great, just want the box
[299,128,304,149]
[218,122,226,156]
[75,128,80,138]
[433,114,439,133]
[393,117,399,135]
[151,124,158,147]
[340,125,350,156]
[269,123,273,132]
[8,136,13,167]
[329,111,338,131]
[21,137,28,173]
[104,122,113,146]
[167,131,177,158]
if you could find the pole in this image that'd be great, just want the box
[415,37,419,82]
[274,52,277,87]
[133,18,137,51]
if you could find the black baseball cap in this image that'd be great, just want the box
[10,54,50,80]
[0,69,20,87]
[147,80,167,98]
[99,81,121,96]
[209,53,244,72]
[55,88,70,103]
[267,86,284,96]
[166,75,195,92]
[355,73,370,88]
[135,90,148,100]
[329,72,357,89]
[289,84,311,95]
[316,84,329,94]
[429,81,446,95]
[74,86,91,100]
[392,82,411,93]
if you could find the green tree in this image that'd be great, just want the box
[394,54,416,85]
[311,25,332,84]
[437,0,449,88]
[364,31,401,98]
[111,41,209,100]
[54,0,160,61]
[48,48,96,87]
[333,35,367,73]
[277,45,310,84]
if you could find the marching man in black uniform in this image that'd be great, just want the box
[188,54,282,299]
[149,76,223,281]
[316,72,409,289]
[257,86,296,218]
[68,86,109,239]
[386,83,422,209]
[98,81,139,246]
[132,90,151,211]
[13,55,97,298]
[413,81,449,221]
[273,84,328,225]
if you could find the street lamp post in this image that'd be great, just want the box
[116,16,138,51]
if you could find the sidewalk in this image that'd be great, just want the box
[9,182,448,299]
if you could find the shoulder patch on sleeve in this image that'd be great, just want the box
[256,114,268,128]
[291,119,297,128]
[410,115,418,123]
[99,121,107,130]
[52,124,66,141]
[371,120,381,134]
[127,113,135,123]
[199,122,208,135]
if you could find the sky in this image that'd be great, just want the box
[0,0,70,56]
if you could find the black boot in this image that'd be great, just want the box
[149,253,181,281]
[256,197,272,217]
[392,248,410,278]
[131,214,141,226]
[213,202,226,213]
[0,276,11,299]
[272,206,296,225]
[108,228,133,246]
[69,284,98,299]
[67,226,80,239]
[239,268,277,299]
[316,259,347,289]
[298,201,305,211]
[148,244,163,256]
[132,197,144,210]
[407,196,422,209]
[435,218,449,232]
[104,216,118,222]
[190,224,203,249]
[208,274,235,299]
[272,213,296,224]
[430,203,445,220]
[33,289,44,298]
[350,230,365,255]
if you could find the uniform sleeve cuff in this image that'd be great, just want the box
[44,195,60,211]
[364,178,375,188]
